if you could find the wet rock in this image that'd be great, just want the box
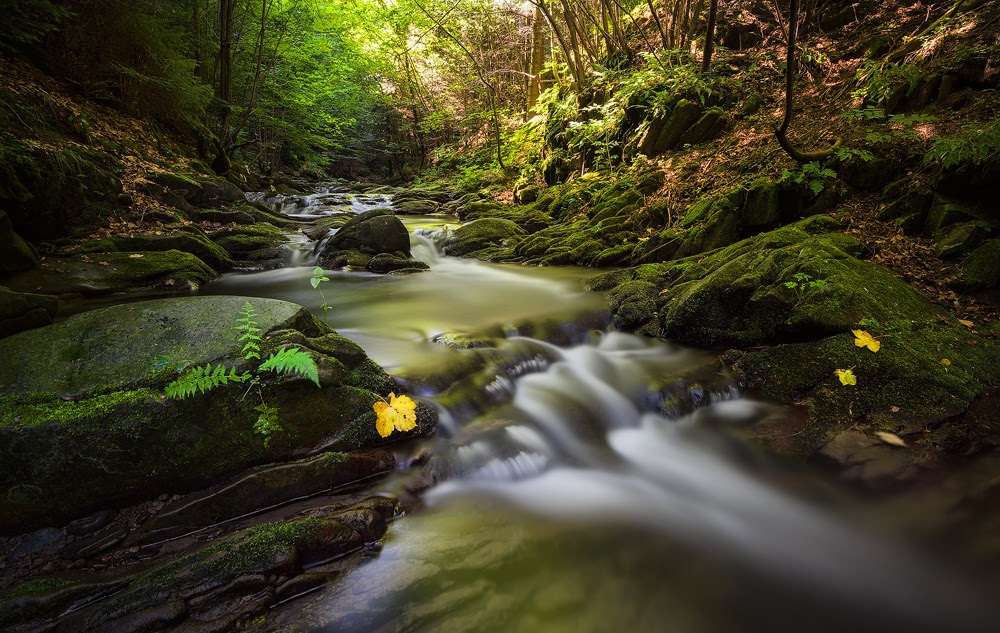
[819,431,920,489]
[209,224,290,265]
[275,572,329,600]
[62,526,129,560]
[924,195,984,235]
[72,230,234,271]
[445,218,525,258]
[94,599,188,633]
[0,251,217,297]
[0,209,37,273]
[393,199,440,215]
[319,208,412,269]
[189,176,245,207]
[9,527,63,560]
[0,296,404,534]
[935,221,989,258]
[0,285,57,339]
[131,450,395,546]
[66,510,119,537]
[955,239,1000,289]
[366,253,428,274]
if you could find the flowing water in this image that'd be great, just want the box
[207,190,995,633]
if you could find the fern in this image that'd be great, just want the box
[259,347,320,387]
[253,403,282,447]
[237,301,263,360]
[165,363,250,399]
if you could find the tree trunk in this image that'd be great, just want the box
[701,0,718,73]
[528,5,545,112]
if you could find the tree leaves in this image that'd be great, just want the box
[852,329,880,352]
[373,392,417,438]
[834,368,857,386]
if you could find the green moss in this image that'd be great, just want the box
[0,389,158,429]
[0,577,76,601]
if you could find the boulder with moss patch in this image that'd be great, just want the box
[318,208,415,272]
[445,218,526,258]
[72,230,234,271]
[0,285,57,338]
[589,217,1000,468]
[0,296,428,534]
[0,250,217,297]
[0,210,38,273]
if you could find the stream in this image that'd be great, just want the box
[202,189,995,633]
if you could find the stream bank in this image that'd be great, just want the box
[1,181,999,633]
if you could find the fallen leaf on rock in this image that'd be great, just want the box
[875,431,907,448]
[940,358,951,366]
[891,405,900,413]
[373,392,417,438]
[958,319,974,328]
[852,329,880,352]
[129,254,145,258]
[834,368,857,385]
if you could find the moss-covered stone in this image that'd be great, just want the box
[0,296,423,533]
[590,217,1000,457]
[318,208,411,268]
[72,230,233,271]
[0,285,57,338]
[954,239,1000,289]
[0,210,38,273]
[366,253,430,274]
[210,223,290,264]
[445,218,526,257]
[0,250,218,296]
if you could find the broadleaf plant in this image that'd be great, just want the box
[163,301,320,446]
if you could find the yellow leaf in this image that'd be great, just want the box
[372,392,417,437]
[939,358,951,366]
[958,319,974,328]
[129,253,145,259]
[834,368,857,386]
[852,329,880,352]
[875,431,907,448]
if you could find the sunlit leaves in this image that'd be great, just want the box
[373,392,418,438]
[852,329,880,353]
[834,368,857,386]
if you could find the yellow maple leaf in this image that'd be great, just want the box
[852,329,880,352]
[834,368,857,386]
[373,392,417,438]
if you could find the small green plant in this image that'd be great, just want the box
[311,266,331,314]
[163,301,320,446]
[784,272,829,302]
[924,122,1000,173]
[781,161,837,194]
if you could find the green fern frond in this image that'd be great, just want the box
[258,347,320,387]
[237,301,264,360]
[165,363,251,400]
[253,403,282,447]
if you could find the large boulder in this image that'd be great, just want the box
[589,217,1000,464]
[0,285,57,338]
[72,230,234,271]
[318,208,425,273]
[444,218,526,258]
[0,296,421,534]
[0,250,218,297]
[0,210,37,273]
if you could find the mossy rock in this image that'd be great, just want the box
[445,218,526,257]
[0,497,397,632]
[393,199,441,215]
[651,99,703,155]
[458,200,506,220]
[677,107,728,147]
[0,285,57,338]
[318,208,411,268]
[954,239,1000,289]
[742,178,781,228]
[0,296,414,533]
[366,253,429,274]
[590,217,1000,456]
[191,208,256,225]
[72,231,233,271]
[210,224,290,263]
[0,250,217,297]
[0,210,38,273]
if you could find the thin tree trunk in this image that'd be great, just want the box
[528,5,546,111]
[701,0,718,73]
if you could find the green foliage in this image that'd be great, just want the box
[253,404,282,448]
[781,162,837,194]
[259,347,321,387]
[0,0,69,50]
[851,60,921,105]
[164,363,251,400]
[311,266,332,314]
[784,272,829,294]
[162,301,320,445]
[924,121,1000,173]
[237,302,263,360]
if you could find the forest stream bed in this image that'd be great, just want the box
[2,185,1000,633]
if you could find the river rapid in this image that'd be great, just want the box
[202,188,995,633]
